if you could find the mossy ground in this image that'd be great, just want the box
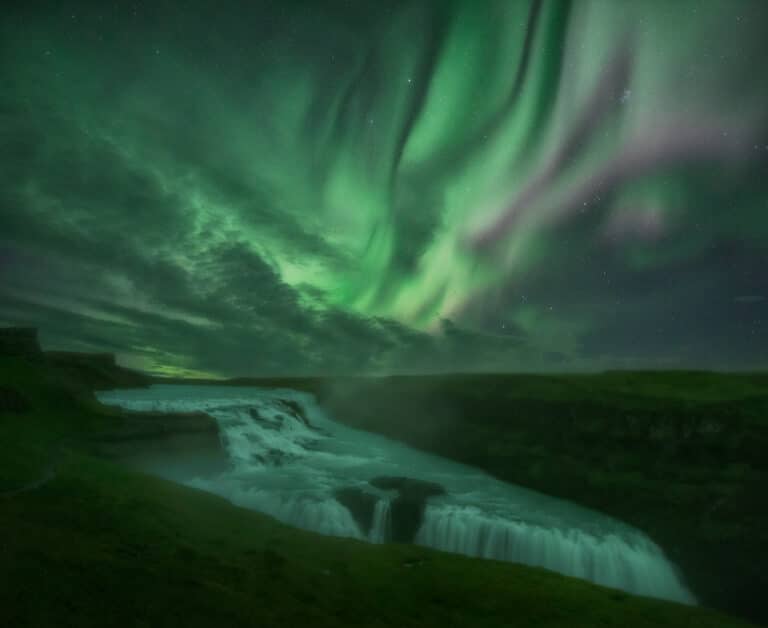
[0,357,759,627]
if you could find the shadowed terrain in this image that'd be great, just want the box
[1,343,764,626]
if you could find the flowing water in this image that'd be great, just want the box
[97,384,696,604]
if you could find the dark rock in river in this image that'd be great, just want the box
[334,487,380,535]
[248,407,282,430]
[248,401,318,432]
[370,477,446,543]
[335,476,446,543]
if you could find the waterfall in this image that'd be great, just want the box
[415,503,695,603]
[369,499,392,543]
[97,384,697,606]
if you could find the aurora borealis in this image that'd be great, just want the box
[1,0,767,376]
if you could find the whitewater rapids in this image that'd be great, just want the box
[97,384,696,604]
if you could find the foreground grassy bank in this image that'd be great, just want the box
[0,355,757,627]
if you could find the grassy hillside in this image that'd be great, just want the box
[0,355,758,627]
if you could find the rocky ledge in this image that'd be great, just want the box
[90,409,229,479]
[335,476,446,543]
[93,410,219,442]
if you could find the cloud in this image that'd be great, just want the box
[2,1,767,374]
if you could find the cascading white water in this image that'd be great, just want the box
[97,384,696,605]
[249,492,363,539]
[415,503,693,601]
[369,499,392,544]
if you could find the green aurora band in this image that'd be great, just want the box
[1,0,767,375]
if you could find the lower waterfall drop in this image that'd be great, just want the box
[368,499,392,543]
[415,503,695,603]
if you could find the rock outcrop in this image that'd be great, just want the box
[90,410,229,479]
[334,487,380,534]
[45,351,149,389]
[248,400,327,438]
[371,476,446,543]
[335,476,446,543]
[278,399,314,429]
[93,411,219,442]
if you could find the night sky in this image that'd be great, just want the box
[2,0,767,377]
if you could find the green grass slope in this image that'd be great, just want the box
[0,357,757,627]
